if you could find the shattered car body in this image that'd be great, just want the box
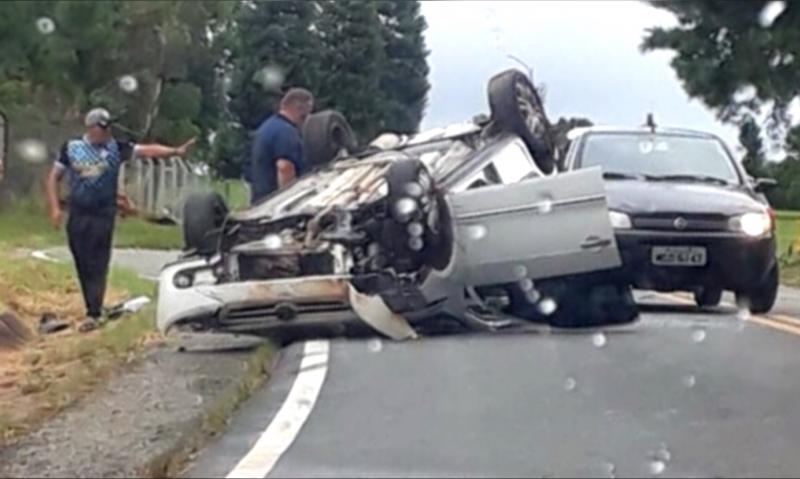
[157,70,626,340]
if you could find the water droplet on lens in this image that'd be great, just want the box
[525,289,541,304]
[367,338,383,353]
[15,139,48,164]
[736,307,751,321]
[518,278,534,291]
[683,374,696,389]
[592,332,607,348]
[648,460,666,476]
[36,17,55,35]
[538,297,558,316]
[513,264,528,279]
[759,1,786,27]
[407,222,424,237]
[466,224,488,240]
[404,182,424,198]
[118,75,138,93]
[655,444,672,462]
[733,84,757,103]
[604,462,617,479]
[691,327,706,343]
[563,377,577,392]
[255,65,285,91]
[539,196,553,214]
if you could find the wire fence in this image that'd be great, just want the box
[119,156,209,224]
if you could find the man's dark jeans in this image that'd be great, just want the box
[67,207,115,319]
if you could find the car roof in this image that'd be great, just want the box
[566,125,720,141]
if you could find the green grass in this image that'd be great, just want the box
[213,179,249,211]
[0,251,158,443]
[0,198,181,250]
[776,211,800,288]
[775,212,800,256]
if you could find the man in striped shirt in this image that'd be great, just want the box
[45,108,195,332]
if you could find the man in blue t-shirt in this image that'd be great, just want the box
[250,88,314,204]
[45,108,195,332]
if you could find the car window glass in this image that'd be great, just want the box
[580,133,740,182]
[491,140,537,184]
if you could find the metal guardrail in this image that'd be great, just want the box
[119,156,209,223]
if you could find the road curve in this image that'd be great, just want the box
[185,290,800,478]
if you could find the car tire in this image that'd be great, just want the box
[738,264,779,314]
[183,192,228,255]
[303,110,357,167]
[487,68,555,174]
[694,287,723,308]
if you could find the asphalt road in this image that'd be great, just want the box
[184,288,800,479]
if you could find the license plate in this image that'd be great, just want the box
[651,246,707,267]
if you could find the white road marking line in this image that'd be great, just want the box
[226,340,330,479]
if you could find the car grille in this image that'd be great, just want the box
[632,213,730,232]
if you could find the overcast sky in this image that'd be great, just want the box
[419,0,743,153]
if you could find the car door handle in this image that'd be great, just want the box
[581,236,612,250]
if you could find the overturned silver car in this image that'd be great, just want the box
[157,70,637,341]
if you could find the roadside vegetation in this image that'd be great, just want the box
[0,198,182,250]
[0,249,158,443]
[0,182,259,444]
[776,211,800,288]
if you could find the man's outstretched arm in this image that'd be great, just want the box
[135,137,196,159]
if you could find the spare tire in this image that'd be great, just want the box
[183,192,228,255]
[487,69,555,174]
[303,110,357,167]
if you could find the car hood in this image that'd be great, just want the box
[604,180,764,215]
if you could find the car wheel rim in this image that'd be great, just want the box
[515,80,542,134]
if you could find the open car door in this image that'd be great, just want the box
[447,167,620,286]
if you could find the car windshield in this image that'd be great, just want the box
[579,133,741,184]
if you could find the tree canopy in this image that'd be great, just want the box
[0,0,431,179]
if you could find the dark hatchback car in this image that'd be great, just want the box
[565,126,778,313]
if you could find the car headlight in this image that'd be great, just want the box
[730,212,772,237]
[609,211,632,229]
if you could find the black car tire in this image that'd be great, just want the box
[507,276,639,329]
[183,192,228,255]
[303,110,357,167]
[738,264,779,314]
[694,287,723,308]
[487,69,555,174]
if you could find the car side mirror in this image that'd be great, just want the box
[754,177,777,192]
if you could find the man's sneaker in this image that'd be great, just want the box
[77,317,101,333]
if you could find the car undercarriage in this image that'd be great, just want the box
[157,69,639,341]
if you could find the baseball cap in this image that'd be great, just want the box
[84,108,113,128]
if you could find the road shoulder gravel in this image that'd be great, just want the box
[0,334,276,478]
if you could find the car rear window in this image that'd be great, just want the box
[578,133,741,183]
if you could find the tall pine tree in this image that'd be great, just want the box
[315,0,386,143]
[375,0,430,134]
[642,1,800,151]
[227,0,318,131]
